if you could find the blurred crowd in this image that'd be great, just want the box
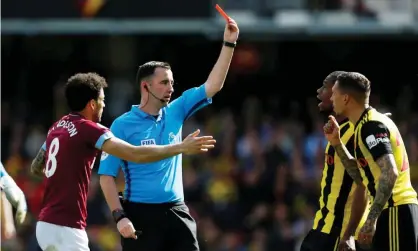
[1,77,418,251]
[216,0,418,17]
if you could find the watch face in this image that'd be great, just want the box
[112,210,124,220]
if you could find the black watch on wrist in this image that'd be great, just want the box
[112,209,126,223]
[223,41,236,48]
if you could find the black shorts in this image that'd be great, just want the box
[355,241,369,251]
[300,229,340,251]
[372,203,418,251]
[300,229,369,251]
[121,201,199,251]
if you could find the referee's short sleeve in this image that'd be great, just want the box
[174,83,212,121]
[0,162,8,178]
[98,121,124,177]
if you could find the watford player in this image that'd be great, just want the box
[301,71,369,251]
[324,72,418,251]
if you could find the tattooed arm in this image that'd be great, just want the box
[325,117,363,184]
[31,145,46,177]
[368,154,398,220]
[360,121,397,221]
[333,143,363,185]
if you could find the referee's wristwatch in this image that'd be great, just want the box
[112,209,127,224]
[223,41,236,48]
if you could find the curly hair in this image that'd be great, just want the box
[65,72,108,112]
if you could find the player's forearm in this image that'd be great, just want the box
[100,175,123,211]
[205,46,234,98]
[1,193,16,240]
[368,154,398,221]
[132,144,184,163]
[1,176,25,209]
[30,148,46,177]
[343,184,368,238]
[333,143,363,184]
[102,138,183,163]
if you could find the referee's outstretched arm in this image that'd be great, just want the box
[204,18,239,98]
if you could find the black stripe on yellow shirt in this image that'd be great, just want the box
[317,122,352,232]
[331,136,355,234]
[317,145,335,231]
[356,146,377,199]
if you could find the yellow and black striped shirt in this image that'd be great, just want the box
[313,120,368,238]
[354,107,418,208]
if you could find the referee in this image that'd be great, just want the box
[98,18,239,251]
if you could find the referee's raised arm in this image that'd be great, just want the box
[205,18,239,98]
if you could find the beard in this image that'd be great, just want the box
[93,111,102,123]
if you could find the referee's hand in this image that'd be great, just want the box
[117,218,137,239]
[182,129,216,155]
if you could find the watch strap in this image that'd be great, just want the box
[223,41,236,48]
[112,209,126,224]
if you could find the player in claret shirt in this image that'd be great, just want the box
[31,72,216,251]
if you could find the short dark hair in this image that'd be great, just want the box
[65,72,108,112]
[336,72,371,102]
[136,61,171,84]
[324,71,346,85]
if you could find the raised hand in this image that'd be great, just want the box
[181,129,216,155]
[223,18,239,43]
[324,115,342,146]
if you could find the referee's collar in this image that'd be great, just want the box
[131,105,163,121]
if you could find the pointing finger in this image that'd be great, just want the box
[328,115,338,127]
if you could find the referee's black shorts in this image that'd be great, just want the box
[121,200,199,251]
[372,203,418,251]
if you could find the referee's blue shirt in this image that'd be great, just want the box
[0,162,8,178]
[0,162,8,189]
[98,83,212,203]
